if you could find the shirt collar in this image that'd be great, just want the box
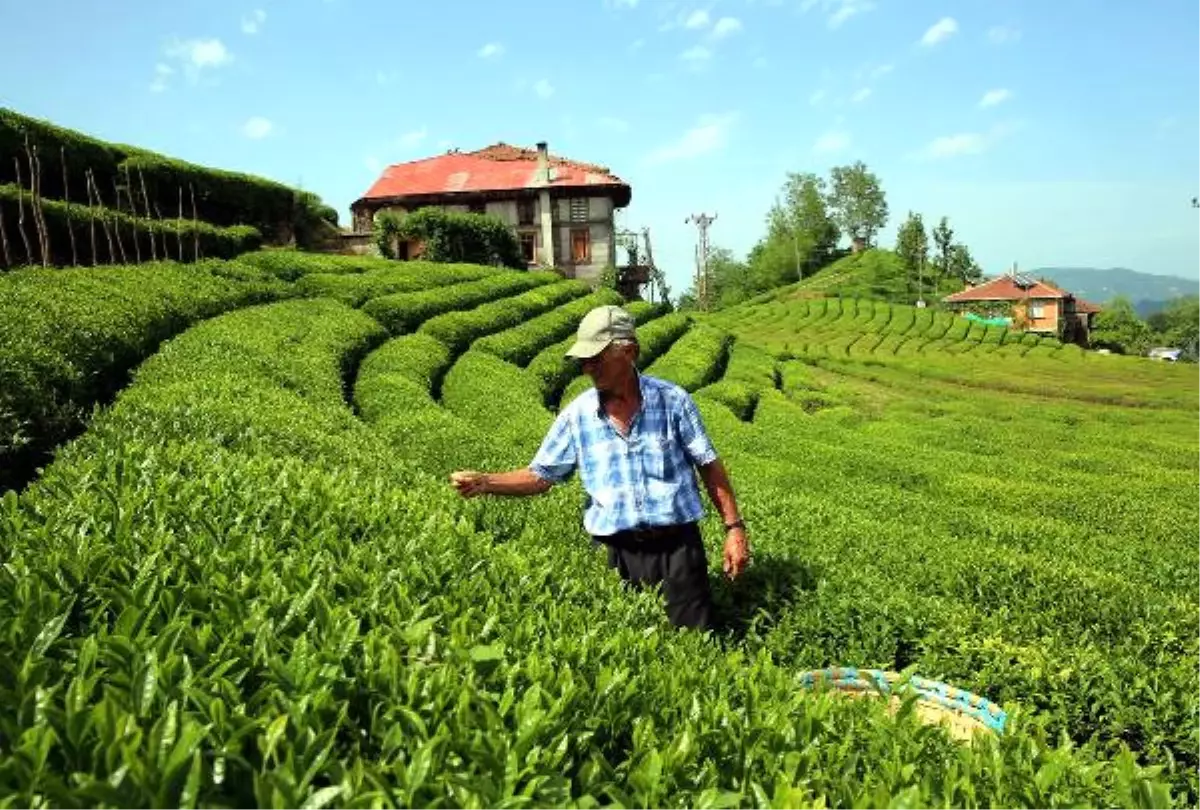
[595,368,648,418]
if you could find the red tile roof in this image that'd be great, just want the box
[1073,297,1102,313]
[355,142,631,206]
[943,274,1068,303]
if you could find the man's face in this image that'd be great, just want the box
[581,342,634,392]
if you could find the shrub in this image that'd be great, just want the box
[0,184,261,268]
[362,271,557,335]
[375,207,524,269]
[419,280,590,354]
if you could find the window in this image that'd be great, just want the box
[519,232,537,264]
[569,198,588,222]
[1029,303,1045,319]
[571,228,591,264]
[518,198,536,226]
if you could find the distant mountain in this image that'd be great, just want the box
[1026,267,1200,317]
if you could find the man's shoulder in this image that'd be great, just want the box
[641,374,691,404]
[559,386,599,420]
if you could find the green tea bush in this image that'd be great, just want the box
[0,259,286,492]
[0,184,262,268]
[236,249,398,282]
[419,279,590,354]
[296,263,503,306]
[644,323,732,392]
[362,271,557,334]
[473,288,624,367]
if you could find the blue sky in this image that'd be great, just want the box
[1,0,1197,295]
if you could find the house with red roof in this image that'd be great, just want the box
[942,271,1102,344]
[350,141,631,283]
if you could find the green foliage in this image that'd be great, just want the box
[362,270,557,334]
[0,259,286,491]
[1091,295,1154,355]
[894,211,929,290]
[1145,295,1199,359]
[236,249,398,282]
[0,184,262,268]
[473,288,624,367]
[0,108,337,246]
[644,323,732,391]
[419,279,590,354]
[295,261,504,306]
[375,207,524,269]
[827,161,889,246]
[0,262,1195,807]
[932,216,954,279]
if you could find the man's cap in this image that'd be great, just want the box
[565,305,637,359]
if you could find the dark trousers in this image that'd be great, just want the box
[594,522,713,630]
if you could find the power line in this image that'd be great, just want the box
[685,212,717,310]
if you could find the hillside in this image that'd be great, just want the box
[0,108,340,268]
[1031,266,1200,316]
[0,253,1197,806]
[776,248,962,305]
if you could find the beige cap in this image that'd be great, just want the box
[565,305,637,359]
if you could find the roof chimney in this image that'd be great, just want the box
[536,141,550,184]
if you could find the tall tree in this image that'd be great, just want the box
[948,243,982,283]
[826,161,888,247]
[1091,295,1153,355]
[931,216,954,280]
[895,211,929,294]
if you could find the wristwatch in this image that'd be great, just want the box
[724,518,746,532]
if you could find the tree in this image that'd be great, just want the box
[679,245,751,310]
[931,216,954,280]
[894,211,929,294]
[826,161,888,247]
[947,243,982,284]
[1091,295,1153,355]
[780,172,840,272]
[1147,295,1199,358]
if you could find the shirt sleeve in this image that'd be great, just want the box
[529,408,578,482]
[675,391,718,466]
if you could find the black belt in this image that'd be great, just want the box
[596,522,697,552]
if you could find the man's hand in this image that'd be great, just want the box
[450,470,488,498]
[723,527,750,580]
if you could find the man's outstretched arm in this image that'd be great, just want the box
[450,468,553,498]
[696,458,750,579]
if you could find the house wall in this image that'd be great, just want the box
[1011,298,1061,332]
[361,193,618,281]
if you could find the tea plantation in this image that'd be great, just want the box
[1,252,1196,808]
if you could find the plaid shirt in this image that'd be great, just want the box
[529,373,719,537]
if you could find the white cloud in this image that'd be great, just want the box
[987,25,1021,44]
[159,38,232,88]
[868,63,893,80]
[167,38,233,69]
[685,9,711,28]
[364,155,382,174]
[813,129,851,154]
[534,78,555,99]
[920,133,986,158]
[599,116,631,133]
[630,38,646,51]
[680,45,712,64]
[851,87,872,103]
[711,16,742,38]
[242,116,273,139]
[607,0,639,7]
[645,112,737,165]
[920,17,958,46]
[149,62,173,93]
[477,42,505,58]
[802,0,875,29]
[375,70,399,86]
[979,88,1012,108]
[397,127,428,148]
[809,88,827,106]
[241,9,266,34]
[752,55,768,69]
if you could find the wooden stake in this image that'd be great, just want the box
[90,171,116,264]
[122,165,142,263]
[24,136,48,266]
[12,157,34,266]
[109,177,128,264]
[189,183,200,260]
[137,167,156,261]
[61,145,78,266]
[83,169,100,266]
[0,207,12,268]
[177,186,184,262]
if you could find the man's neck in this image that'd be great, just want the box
[600,370,641,409]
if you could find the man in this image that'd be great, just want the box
[450,304,749,630]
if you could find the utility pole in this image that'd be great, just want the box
[685,212,717,311]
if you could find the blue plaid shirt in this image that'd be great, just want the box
[529,373,719,536]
